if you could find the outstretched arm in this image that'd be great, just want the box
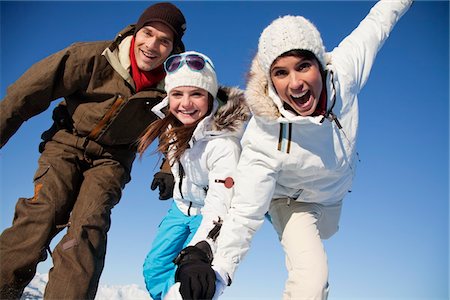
[171,138,241,300]
[188,138,241,248]
[211,143,279,281]
[331,0,413,92]
[0,43,92,148]
[172,133,280,299]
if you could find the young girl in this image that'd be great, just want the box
[138,51,249,300]
[174,1,412,299]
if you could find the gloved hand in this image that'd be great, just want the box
[151,172,174,200]
[174,241,216,300]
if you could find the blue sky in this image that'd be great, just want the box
[0,1,448,299]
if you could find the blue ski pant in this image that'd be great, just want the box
[143,201,202,300]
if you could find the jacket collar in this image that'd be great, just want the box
[102,26,135,89]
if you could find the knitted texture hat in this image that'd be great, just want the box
[164,51,218,98]
[134,2,186,48]
[257,15,326,75]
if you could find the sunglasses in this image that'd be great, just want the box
[164,53,215,73]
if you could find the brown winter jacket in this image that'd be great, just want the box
[0,25,167,149]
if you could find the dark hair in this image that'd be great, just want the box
[273,49,325,77]
[138,93,214,164]
[271,49,328,116]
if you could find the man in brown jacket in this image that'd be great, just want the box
[0,2,185,299]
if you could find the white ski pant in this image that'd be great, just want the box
[268,199,342,300]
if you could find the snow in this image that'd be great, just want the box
[22,273,151,300]
[21,273,47,300]
[96,284,151,300]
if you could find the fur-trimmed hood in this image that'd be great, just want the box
[190,86,250,143]
[244,56,281,121]
[211,86,251,133]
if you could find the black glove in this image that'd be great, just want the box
[151,172,174,200]
[174,241,216,300]
[39,103,73,153]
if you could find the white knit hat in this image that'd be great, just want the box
[164,51,218,98]
[257,15,326,75]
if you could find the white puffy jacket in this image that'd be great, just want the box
[152,87,250,248]
[213,0,413,282]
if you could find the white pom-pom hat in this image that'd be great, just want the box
[257,15,327,75]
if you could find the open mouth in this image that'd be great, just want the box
[141,49,156,60]
[290,90,311,107]
[179,109,198,116]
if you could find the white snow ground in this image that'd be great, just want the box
[21,273,151,300]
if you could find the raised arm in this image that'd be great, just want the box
[331,0,412,92]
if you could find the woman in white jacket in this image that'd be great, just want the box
[138,51,249,300]
[174,1,413,299]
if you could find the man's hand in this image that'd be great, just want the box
[151,172,174,200]
[174,241,216,300]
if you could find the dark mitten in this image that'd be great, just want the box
[52,104,73,130]
[150,172,175,200]
[174,241,216,300]
[39,103,73,153]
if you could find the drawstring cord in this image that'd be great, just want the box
[320,70,361,171]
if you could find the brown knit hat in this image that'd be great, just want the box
[134,2,186,52]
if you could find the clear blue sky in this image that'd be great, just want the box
[0,1,448,299]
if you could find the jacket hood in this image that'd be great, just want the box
[244,56,280,121]
[212,86,250,133]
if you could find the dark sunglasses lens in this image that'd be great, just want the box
[186,55,206,71]
[165,56,182,72]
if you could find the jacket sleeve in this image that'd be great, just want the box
[187,137,242,249]
[331,0,412,93]
[0,43,93,148]
[211,138,280,281]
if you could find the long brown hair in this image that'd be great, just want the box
[138,94,214,164]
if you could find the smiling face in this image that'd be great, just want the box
[270,54,323,116]
[169,86,210,126]
[134,22,174,72]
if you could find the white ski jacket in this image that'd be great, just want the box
[213,0,412,281]
[152,88,250,248]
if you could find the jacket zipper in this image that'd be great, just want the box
[88,94,125,140]
[178,162,193,216]
[319,69,360,173]
[178,162,185,199]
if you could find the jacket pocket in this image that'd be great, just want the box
[33,165,50,183]
[71,94,121,137]
[88,94,127,141]
[96,93,164,146]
